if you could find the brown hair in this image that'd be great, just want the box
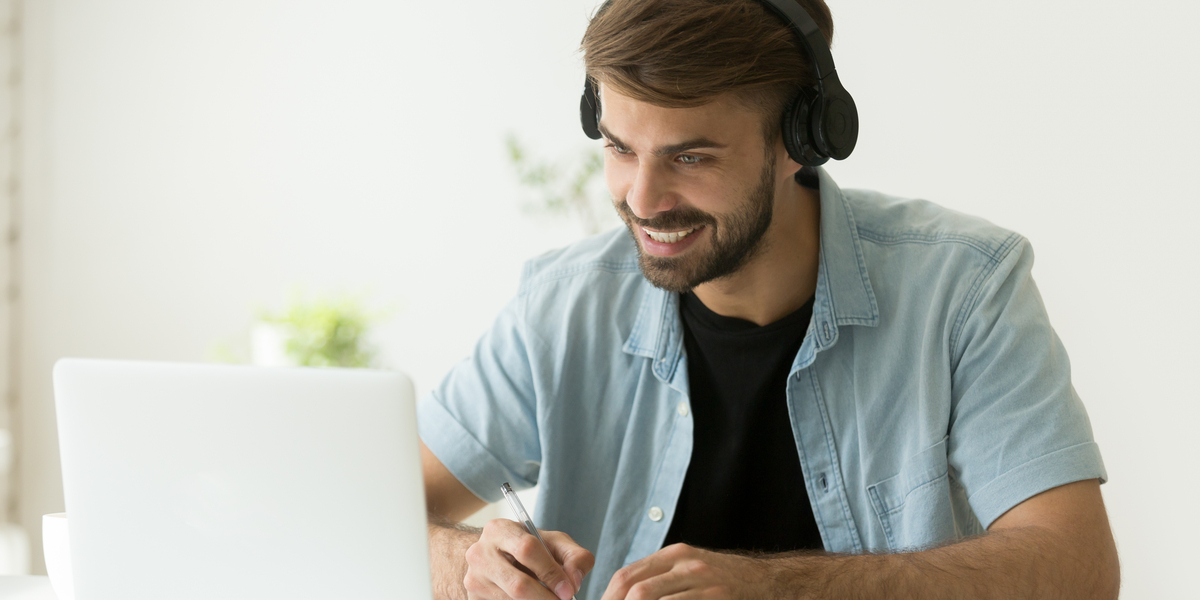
[580,0,834,141]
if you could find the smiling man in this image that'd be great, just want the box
[418,1,1117,599]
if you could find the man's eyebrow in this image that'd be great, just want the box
[597,123,727,158]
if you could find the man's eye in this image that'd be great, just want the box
[678,154,701,165]
[605,144,632,155]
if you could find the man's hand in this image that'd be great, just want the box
[598,479,1118,600]
[464,518,595,600]
[600,543,774,600]
[423,442,597,600]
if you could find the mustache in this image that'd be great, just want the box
[615,200,716,231]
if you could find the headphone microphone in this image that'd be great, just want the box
[580,0,858,167]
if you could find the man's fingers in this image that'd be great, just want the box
[469,542,560,600]
[620,570,694,600]
[599,547,677,600]
[484,519,577,600]
[461,570,513,600]
[542,530,596,590]
[506,533,577,599]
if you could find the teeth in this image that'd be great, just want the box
[644,227,697,244]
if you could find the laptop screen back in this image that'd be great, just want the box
[53,359,433,600]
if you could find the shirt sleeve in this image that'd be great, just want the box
[947,236,1106,528]
[417,285,542,504]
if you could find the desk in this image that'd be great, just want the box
[0,576,57,599]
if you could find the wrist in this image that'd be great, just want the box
[427,520,481,600]
[760,553,817,600]
[772,551,910,600]
[760,551,874,600]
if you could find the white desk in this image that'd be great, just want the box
[0,576,57,599]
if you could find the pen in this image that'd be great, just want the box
[500,482,578,600]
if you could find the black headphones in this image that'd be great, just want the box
[580,0,858,166]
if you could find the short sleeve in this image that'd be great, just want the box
[948,237,1106,528]
[417,288,542,504]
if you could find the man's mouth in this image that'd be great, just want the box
[642,227,699,244]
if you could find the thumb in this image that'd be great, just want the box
[544,531,596,591]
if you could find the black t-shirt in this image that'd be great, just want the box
[661,291,824,553]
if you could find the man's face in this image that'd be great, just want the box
[598,87,781,293]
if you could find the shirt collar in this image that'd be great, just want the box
[623,167,878,381]
[812,167,879,329]
[623,285,688,392]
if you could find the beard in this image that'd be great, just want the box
[615,157,776,294]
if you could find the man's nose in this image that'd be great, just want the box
[625,163,678,220]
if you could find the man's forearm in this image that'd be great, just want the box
[770,525,1119,600]
[428,517,481,600]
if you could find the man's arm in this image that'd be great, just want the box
[600,478,1119,600]
[423,442,595,600]
[424,441,486,600]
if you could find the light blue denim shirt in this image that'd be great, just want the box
[418,167,1106,599]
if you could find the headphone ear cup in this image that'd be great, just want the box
[781,90,829,167]
[815,94,858,160]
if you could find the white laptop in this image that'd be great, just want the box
[53,358,434,600]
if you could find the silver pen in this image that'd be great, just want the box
[500,482,578,600]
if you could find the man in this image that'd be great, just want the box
[420,0,1118,598]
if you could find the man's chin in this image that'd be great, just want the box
[637,255,702,294]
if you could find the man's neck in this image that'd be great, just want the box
[692,181,821,327]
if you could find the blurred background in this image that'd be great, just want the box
[0,0,1196,596]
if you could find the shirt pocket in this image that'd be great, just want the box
[866,435,956,551]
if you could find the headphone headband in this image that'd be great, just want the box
[580,0,858,165]
[757,0,835,81]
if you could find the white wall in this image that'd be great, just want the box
[0,0,31,576]
[17,0,602,575]
[15,0,1199,596]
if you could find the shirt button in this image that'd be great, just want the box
[677,402,689,416]
[822,323,832,341]
[648,506,664,522]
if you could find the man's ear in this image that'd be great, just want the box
[776,135,805,180]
